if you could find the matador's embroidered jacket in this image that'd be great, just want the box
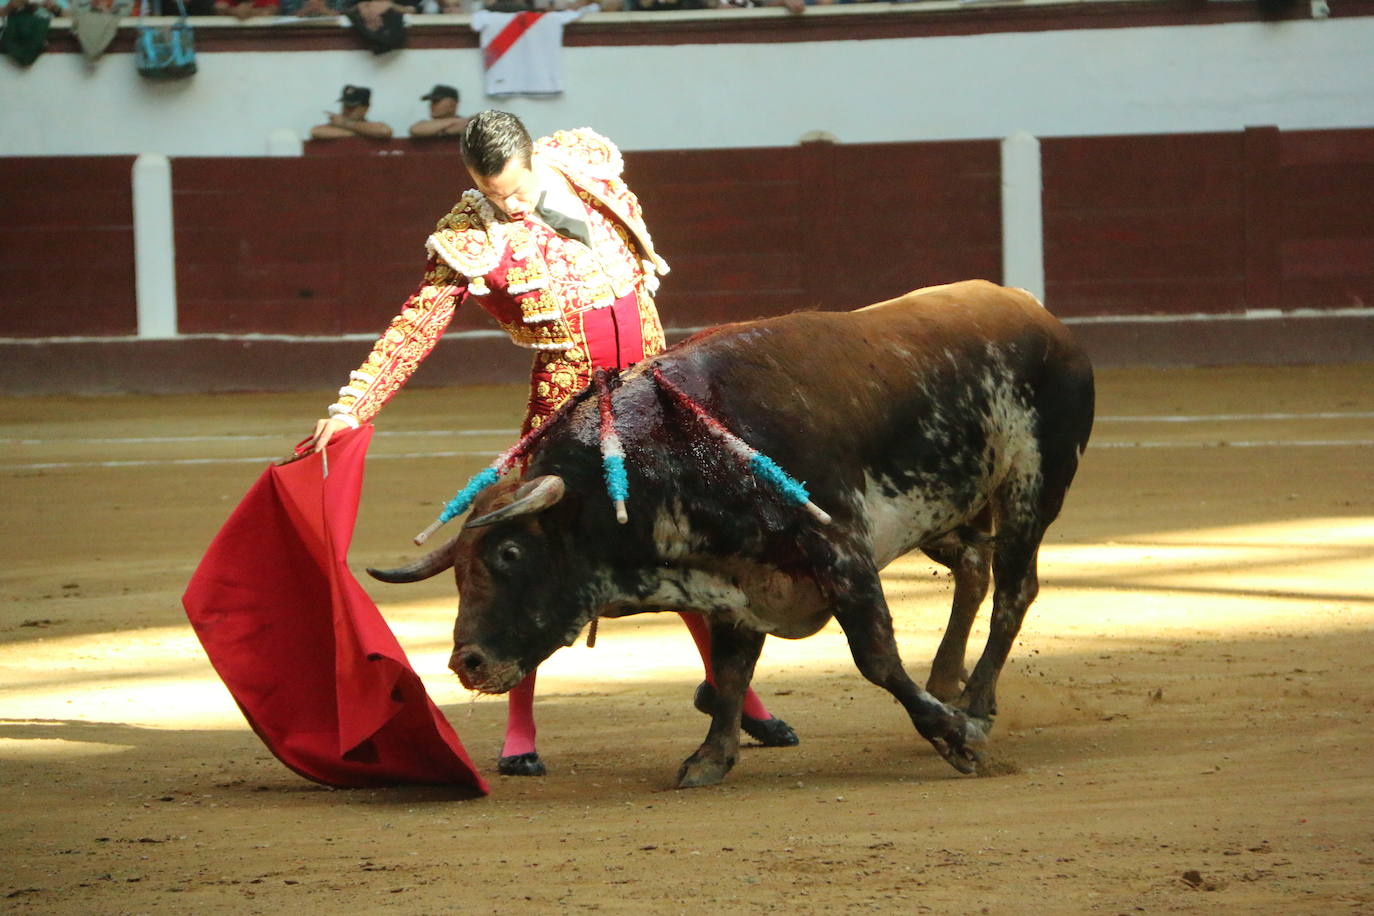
[327,128,669,429]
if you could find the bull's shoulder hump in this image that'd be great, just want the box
[857,280,1055,325]
[865,279,1001,307]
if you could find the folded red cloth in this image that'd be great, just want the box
[183,425,487,793]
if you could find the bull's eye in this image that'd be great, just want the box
[497,543,523,567]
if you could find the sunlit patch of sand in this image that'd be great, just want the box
[0,736,133,759]
[1,517,1368,738]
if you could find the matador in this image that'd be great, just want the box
[305,110,798,777]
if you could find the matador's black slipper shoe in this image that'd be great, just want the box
[497,752,547,776]
[693,681,800,747]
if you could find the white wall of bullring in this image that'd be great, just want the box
[2,13,1371,156]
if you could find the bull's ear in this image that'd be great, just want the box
[463,475,566,529]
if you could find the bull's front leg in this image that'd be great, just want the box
[832,575,985,775]
[676,618,766,789]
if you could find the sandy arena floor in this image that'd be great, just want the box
[2,364,1372,914]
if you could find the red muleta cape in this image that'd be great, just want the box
[182,426,488,794]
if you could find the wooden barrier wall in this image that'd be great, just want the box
[1042,126,1374,318]
[171,150,493,336]
[170,139,1001,337]
[1276,128,1374,313]
[1042,131,1250,317]
[2,128,1370,339]
[1,156,137,337]
[629,139,1001,324]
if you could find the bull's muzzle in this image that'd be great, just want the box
[448,644,522,694]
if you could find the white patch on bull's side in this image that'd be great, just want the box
[862,471,962,570]
[651,500,707,560]
[976,351,1044,524]
[864,348,1045,568]
[981,375,1036,483]
[918,400,954,450]
[595,556,829,639]
[642,501,826,636]
[640,568,751,618]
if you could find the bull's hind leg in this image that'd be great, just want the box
[921,509,994,703]
[832,575,984,775]
[676,619,766,789]
[960,521,1043,728]
[960,359,1092,729]
[961,404,1088,730]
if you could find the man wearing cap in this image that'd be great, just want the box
[310,85,394,141]
[299,110,799,777]
[409,84,469,140]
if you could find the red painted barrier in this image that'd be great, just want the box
[3,128,1371,339]
[0,156,137,337]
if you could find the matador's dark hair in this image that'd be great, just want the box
[462,110,533,177]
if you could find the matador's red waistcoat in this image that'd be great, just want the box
[327,128,669,428]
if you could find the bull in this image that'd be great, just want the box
[370,280,1095,788]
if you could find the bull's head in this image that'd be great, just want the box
[367,472,610,695]
[364,366,813,697]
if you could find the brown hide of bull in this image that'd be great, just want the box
[370,279,1096,789]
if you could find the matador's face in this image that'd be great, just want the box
[469,157,540,221]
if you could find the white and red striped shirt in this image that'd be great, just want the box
[470,4,598,98]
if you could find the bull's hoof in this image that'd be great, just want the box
[693,682,800,748]
[497,752,547,777]
[929,736,982,775]
[927,716,987,776]
[675,751,733,789]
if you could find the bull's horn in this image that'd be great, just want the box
[366,532,461,583]
[463,475,566,529]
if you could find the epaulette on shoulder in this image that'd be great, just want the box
[537,127,624,181]
[432,190,493,234]
[426,190,504,280]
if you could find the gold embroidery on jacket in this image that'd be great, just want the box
[331,271,462,424]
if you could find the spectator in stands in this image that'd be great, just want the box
[347,0,409,52]
[530,0,618,8]
[310,85,394,141]
[68,0,134,61]
[483,0,618,10]
[214,0,279,18]
[280,0,344,16]
[0,0,67,65]
[631,0,800,9]
[409,84,470,140]
[716,0,805,11]
[0,0,67,13]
